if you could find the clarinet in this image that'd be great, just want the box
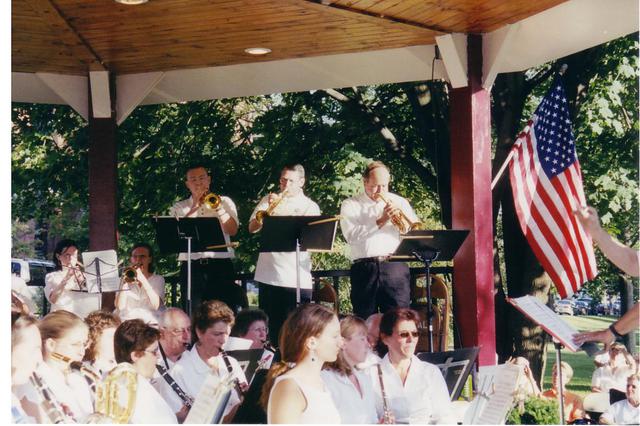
[29,372,73,424]
[376,364,394,424]
[220,351,248,395]
[156,364,194,409]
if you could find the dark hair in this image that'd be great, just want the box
[185,163,209,177]
[230,309,269,338]
[114,319,161,364]
[281,164,305,179]
[193,300,235,335]
[52,239,79,270]
[129,242,155,273]
[260,304,336,409]
[12,311,38,348]
[362,161,389,179]
[84,311,121,363]
[377,307,420,356]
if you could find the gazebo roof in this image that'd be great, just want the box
[12,0,638,122]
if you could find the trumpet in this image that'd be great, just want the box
[255,189,288,225]
[122,264,141,284]
[374,192,423,234]
[199,192,221,210]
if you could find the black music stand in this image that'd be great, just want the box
[391,229,469,352]
[259,215,338,304]
[153,216,227,315]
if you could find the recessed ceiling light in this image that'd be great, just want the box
[244,47,272,56]
[114,0,148,5]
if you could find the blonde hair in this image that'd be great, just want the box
[325,315,367,376]
[553,361,574,381]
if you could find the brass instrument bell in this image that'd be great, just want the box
[374,192,423,234]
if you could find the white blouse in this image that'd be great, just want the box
[368,354,455,424]
[322,368,378,423]
[268,374,341,424]
[251,192,321,289]
[44,270,101,318]
[340,192,418,260]
[116,273,165,315]
[129,373,178,424]
[160,345,246,417]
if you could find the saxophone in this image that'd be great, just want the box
[95,363,138,424]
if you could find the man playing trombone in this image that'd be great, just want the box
[340,161,420,319]
[169,163,246,314]
[248,164,320,343]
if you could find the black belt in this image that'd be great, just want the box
[353,256,391,264]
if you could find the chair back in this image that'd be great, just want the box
[312,280,338,312]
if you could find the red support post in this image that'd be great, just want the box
[449,34,496,366]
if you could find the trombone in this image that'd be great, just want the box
[374,192,423,234]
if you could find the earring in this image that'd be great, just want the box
[311,349,317,362]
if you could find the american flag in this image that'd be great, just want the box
[508,77,597,298]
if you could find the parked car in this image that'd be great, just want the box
[573,300,590,315]
[555,300,574,315]
[11,258,56,316]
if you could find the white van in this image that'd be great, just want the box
[11,258,56,316]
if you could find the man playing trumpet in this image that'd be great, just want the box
[169,163,246,314]
[248,164,320,343]
[340,161,420,319]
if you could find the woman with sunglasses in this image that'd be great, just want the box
[372,307,455,424]
[97,319,177,423]
[15,310,94,422]
[44,239,99,318]
[322,315,379,423]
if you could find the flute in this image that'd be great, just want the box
[376,364,394,424]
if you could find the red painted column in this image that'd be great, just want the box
[88,76,118,310]
[449,34,496,366]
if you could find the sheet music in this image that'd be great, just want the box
[184,372,233,424]
[223,337,253,351]
[475,364,521,424]
[509,295,580,351]
[82,250,121,292]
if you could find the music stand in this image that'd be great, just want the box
[259,215,338,304]
[391,229,469,352]
[153,216,228,315]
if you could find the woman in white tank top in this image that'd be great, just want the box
[262,304,343,424]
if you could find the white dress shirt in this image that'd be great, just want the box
[322,368,378,423]
[340,192,418,260]
[592,364,635,392]
[169,195,239,260]
[368,354,455,424]
[251,192,321,289]
[160,345,247,417]
[600,399,640,425]
[116,273,165,317]
[44,270,101,318]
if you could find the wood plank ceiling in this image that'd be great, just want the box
[13,0,567,76]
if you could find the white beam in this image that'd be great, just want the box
[435,33,467,88]
[116,72,164,125]
[35,73,89,120]
[482,23,520,89]
[89,71,111,118]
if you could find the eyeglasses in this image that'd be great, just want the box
[164,327,191,336]
[397,331,419,339]
[249,326,268,334]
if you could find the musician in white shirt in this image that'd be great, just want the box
[157,307,192,370]
[161,300,247,422]
[370,307,455,424]
[169,164,246,313]
[248,164,321,342]
[600,374,640,425]
[340,161,419,319]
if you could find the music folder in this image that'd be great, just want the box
[259,215,339,253]
[391,229,469,261]
[152,216,228,254]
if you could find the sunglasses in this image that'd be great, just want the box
[397,331,419,339]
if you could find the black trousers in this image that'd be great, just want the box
[258,282,312,344]
[350,260,410,319]
[179,258,247,315]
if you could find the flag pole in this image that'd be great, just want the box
[490,139,520,190]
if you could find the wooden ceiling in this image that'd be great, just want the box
[13,0,567,76]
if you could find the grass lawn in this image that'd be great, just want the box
[541,315,617,397]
